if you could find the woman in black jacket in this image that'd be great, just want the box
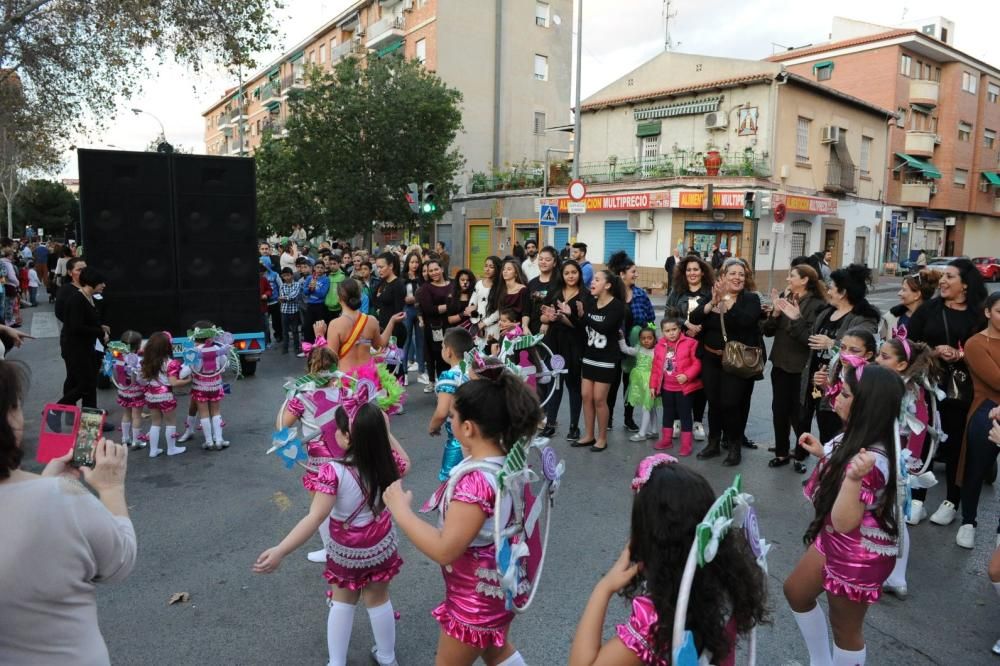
[58,267,108,408]
[689,258,762,466]
[906,258,987,528]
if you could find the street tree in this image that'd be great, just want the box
[255,131,325,238]
[13,179,76,238]
[271,54,463,241]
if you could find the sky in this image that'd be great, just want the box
[59,0,998,178]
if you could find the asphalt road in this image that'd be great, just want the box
[11,293,999,666]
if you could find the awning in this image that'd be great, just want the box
[812,60,834,71]
[895,152,942,179]
[636,121,661,137]
[264,100,281,111]
[290,50,304,62]
[833,134,853,165]
[910,102,934,114]
[634,96,721,120]
[376,41,403,57]
[983,171,1000,186]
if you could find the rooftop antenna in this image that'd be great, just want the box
[663,0,679,51]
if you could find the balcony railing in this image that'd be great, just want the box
[263,119,287,138]
[900,182,932,205]
[366,14,405,50]
[904,131,937,157]
[282,67,306,91]
[824,160,857,194]
[261,81,282,104]
[909,79,940,107]
[331,40,354,62]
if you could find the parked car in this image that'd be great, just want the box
[973,257,1000,282]
[925,256,966,269]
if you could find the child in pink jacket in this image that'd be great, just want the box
[648,317,703,455]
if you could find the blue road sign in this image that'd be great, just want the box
[539,203,558,227]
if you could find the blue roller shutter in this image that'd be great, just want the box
[553,227,568,250]
[603,220,635,263]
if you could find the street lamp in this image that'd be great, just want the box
[130,108,172,152]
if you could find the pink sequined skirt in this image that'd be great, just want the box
[432,544,518,649]
[191,387,224,403]
[116,391,145,409]
[144,387,176,413]
[814,515,897,605]
[324,511,402,591]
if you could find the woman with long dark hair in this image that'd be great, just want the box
[415,259,453,388]
[878,268,941,340]
[473,255,503,343]
[540,259,586,440]
[762,263,828,468]
[606,251,656,432]
[688,258,762,466]
[493,259,531,332]
[401,251,426,384]
[374,252,408,380]
[445,268,476,331]
[575,269,626,452]
[664,255,714,441]
[907,257,987,533]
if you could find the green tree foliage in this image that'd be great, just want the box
[12,179,77,236]
[255,130,324,237]
[258,54,463,239]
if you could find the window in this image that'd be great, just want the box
[934,67,941,82]
[896,107,906,128]
[535,1,549,27]
[796,117,810,161]
[986,129,996,149]
[924,63,932,80]
[860,136,873,176]
[922,24,935,36]
[954,168,968,188]
[415,38,426,63]
[319,44,326,63]
[533,112,546,135]
[959,122,972,141]
[962,71,978,94]
[308,50,315,63]
[900,54,912,76]
[989,83,1000,103]
[915,60,923,79]
[816,63,832,81]
[534,54,548,81]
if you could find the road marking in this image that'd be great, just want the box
[30,312,60,339]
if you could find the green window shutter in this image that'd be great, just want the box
[812,60,834,72]
[636,121,662,137]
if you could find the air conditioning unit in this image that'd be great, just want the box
[929,183,938,195]
[627,210,654,232]
[403,0,414,9]
[704,112,728,130]
[820,126,840,144]
[493,216,509,229]
[979,180,991,193]
[934,134,942,144]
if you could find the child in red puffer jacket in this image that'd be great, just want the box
[649,317,703,455]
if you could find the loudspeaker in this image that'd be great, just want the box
[179,289,260,334]
[100,292,181,338]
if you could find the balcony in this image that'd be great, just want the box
[263,119,287,139]
[261,81,282,105]
[282,67,306,92]
[904,131,937,157]
[901,182,933,205]
[909,79,940,107]
[824,160,857,194]
[331,40,354,62]
[228,106,249,124]
[366,15,405,51]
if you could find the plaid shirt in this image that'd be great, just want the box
[629,285,656,328]
[278,281,301,314]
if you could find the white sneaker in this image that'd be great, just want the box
[647,431,658,440]
[882,582,908,599]
[907,499,927,525]
[993,638,1000,656]
[202,440,213,450]
[177,429,194,443]
[629,433,647,442]
[371,645,399,666]
[930,500,957,526]
[306,549,326,563]
[217,439,230,449]
[423,383,434,393]
[167,445,187,456]
[417,373,430,385]
[408,362,418,372]
[956,524,976,549]
[296,352,306,358]
[693,423,706,441]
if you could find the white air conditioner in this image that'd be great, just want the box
[494,216,509,229]
[979,180,991,193]
[403,0,414,9]
[627,210,654,232]
[934,134,942,144]
[704,112,728,130]
[820,126,840,144]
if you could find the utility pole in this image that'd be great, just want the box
[570,0,583,241]
[663,0,678,52]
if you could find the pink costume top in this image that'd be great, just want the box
[803,435,897,604]
[616,596,738,666]
[112,358,144,409]
[420,457,526,649]
[649,333,703,395]
[141,360,187,411]
[190,341,228,403]
[303,452,408,591]
[286,393,347,471]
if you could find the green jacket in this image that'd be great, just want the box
[325,270,347,311]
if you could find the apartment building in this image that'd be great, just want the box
[202,0,572,258]
[768,17,1000,266]
[512,52,889,288]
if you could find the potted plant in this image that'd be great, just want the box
[620,164,638,181]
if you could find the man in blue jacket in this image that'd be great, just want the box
[302,262,330,344]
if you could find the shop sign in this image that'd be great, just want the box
[542,191,671,212]
[775,193,837,215]
[677,190,744,209]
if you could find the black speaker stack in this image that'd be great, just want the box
[78,149,259,337]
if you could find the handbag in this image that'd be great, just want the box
[719,299,765,379]
[941,310,972,403]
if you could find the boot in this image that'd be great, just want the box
[623,405,639,433]
[679,431,694,457]
[722,437,742,466]
[654,428,673,450]
[697,435,722,459]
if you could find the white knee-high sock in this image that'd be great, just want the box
[792,604,833,666]
[832,644,866,666]
[200,417,213,444]
[497,651,527,666]
[148,426,162,457]
[186,414,196,431]
[638,408,651,436]
[326,601,355,666]
[886,521,909,587]
[366,600,396,665]
[121,421,132,443]
[211,415,224,442]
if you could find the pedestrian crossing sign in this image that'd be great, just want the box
[539,203,558,227]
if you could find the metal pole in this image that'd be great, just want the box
[543,147,574,246]
[131,108,167,142]
[237,62,246,157]
[570,0,583,242]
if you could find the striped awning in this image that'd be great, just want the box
[634,96,722,120]
[983,171,1000,186]
[895,153,941,179]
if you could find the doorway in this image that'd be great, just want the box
[467,223,492,276]
[821,218,845,269]
[683,221,744,261]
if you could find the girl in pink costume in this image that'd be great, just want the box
[255,401,410,666]
[110,330,145,450]
[648,317,702,455]
[186,321,235,451]
[784,363,904,666]
[139,332,191,458]
[383,366,541,666]
[569,455,768,665]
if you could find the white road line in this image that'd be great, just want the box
[29,312,61,339]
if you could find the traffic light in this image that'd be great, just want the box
[421,182,437,214]
[406,182,419,214]
[758,190,772,216]
[743,191,757,220]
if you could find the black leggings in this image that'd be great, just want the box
[607,368,632,422]
[772,367,807,457]
[960,400,1000,529]
[423,326,446,382]
[691,388,706,422]
[661,390,693,431]
[700,353,753,447]
[801,394,843,444]
[546,363,582,429]
[912,399,968,506]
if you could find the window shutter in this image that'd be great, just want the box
[636,121,661,137]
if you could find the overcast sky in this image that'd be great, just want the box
[60,0,997,177]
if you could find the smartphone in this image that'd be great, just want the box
[71,408,106,468]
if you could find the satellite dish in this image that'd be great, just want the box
[552,14,562,25]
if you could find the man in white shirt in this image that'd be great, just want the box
[521,239,540,282]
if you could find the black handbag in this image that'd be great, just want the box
[941,310,972,403]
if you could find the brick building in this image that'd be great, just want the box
[768,16,1000,266]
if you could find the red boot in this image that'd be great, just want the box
[654,428,673,450]
[679,431,694,457]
